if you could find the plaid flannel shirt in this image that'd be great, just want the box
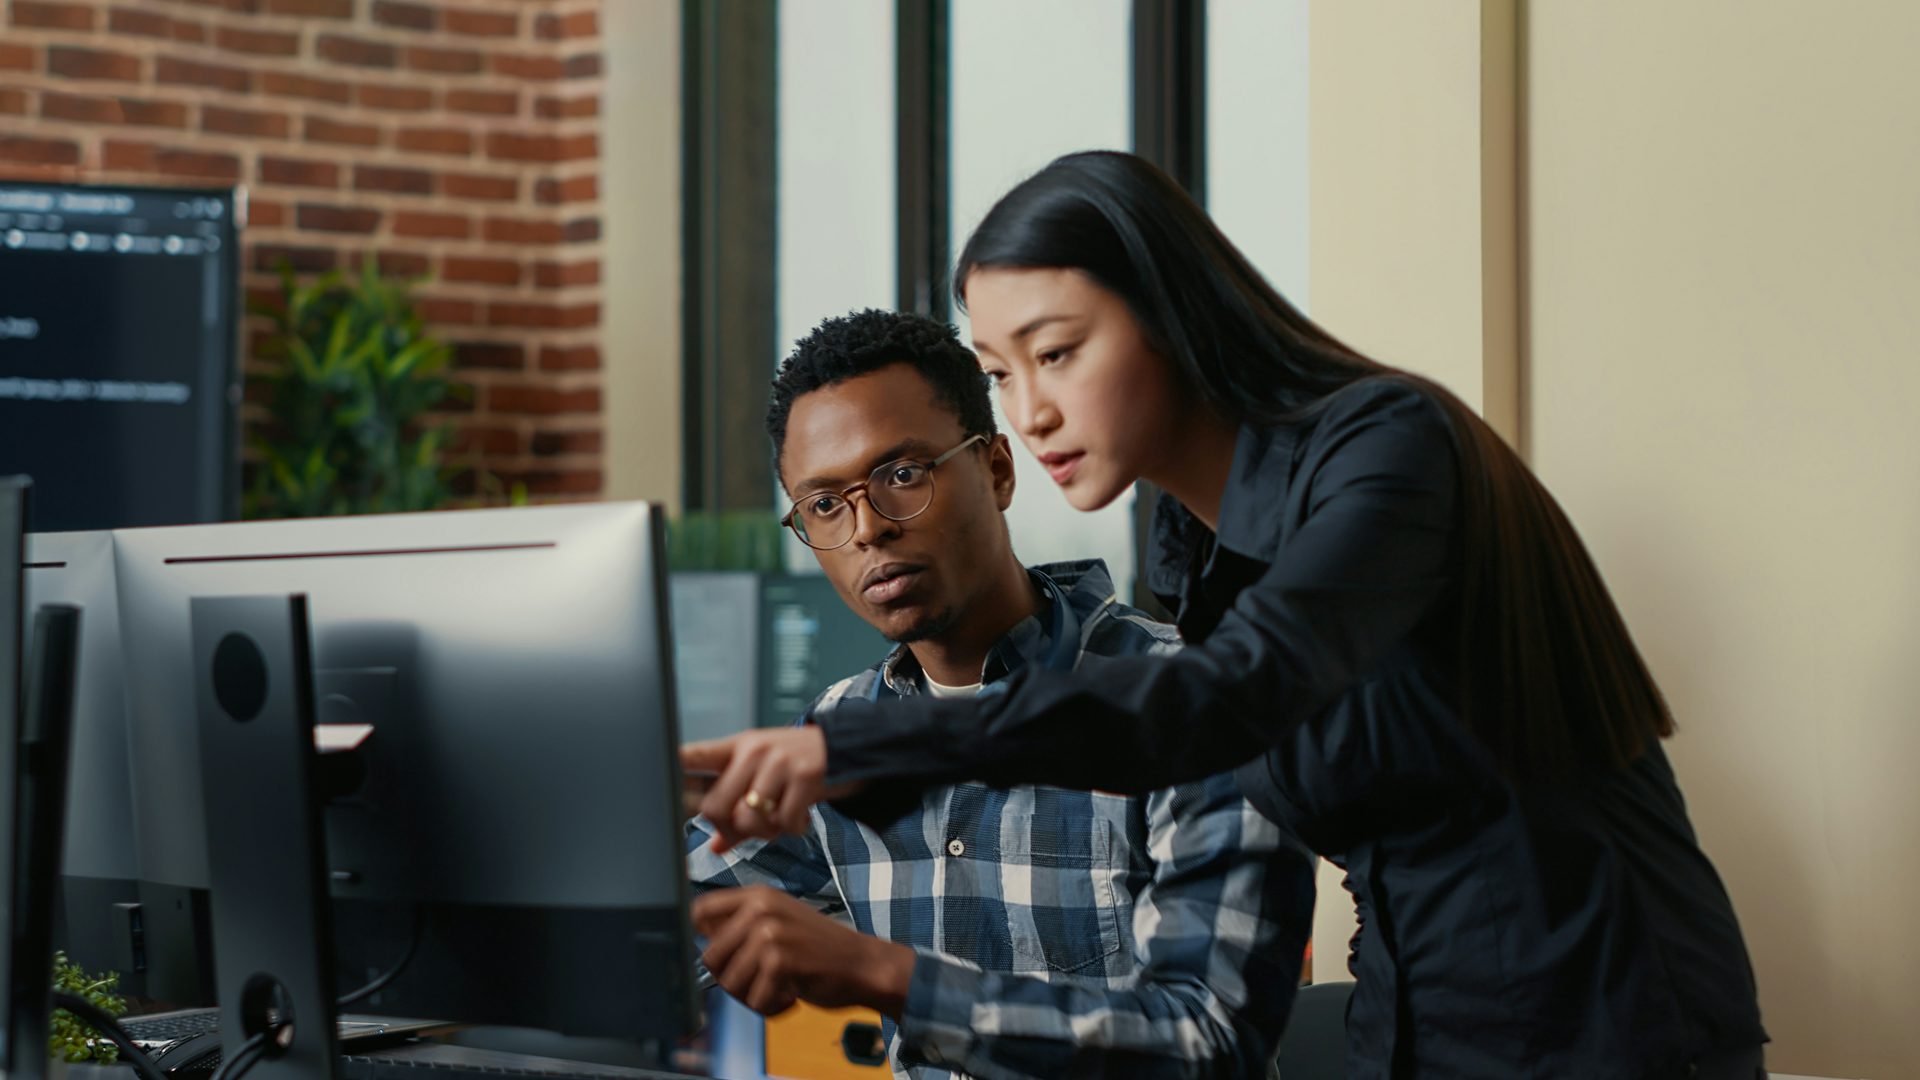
[686,560,1313,1080]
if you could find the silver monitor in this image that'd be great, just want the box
[112,502,696,1037]
[21,532,143,991]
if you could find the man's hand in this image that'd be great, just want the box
[693,886,914,1018]
[683,728,852,850]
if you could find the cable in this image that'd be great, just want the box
[335,905,426,1008]
[49,991,167,1080]
[208,1029,273,1080]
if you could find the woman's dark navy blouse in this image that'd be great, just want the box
[820,378,1765,1077]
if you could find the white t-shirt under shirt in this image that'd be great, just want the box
[923,674,983,699]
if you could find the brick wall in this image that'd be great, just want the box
[0,0,607,503]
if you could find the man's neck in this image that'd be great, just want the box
[906,556,1042,688]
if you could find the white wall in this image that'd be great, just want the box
[1526,3,1920,1074]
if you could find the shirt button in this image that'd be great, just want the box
[946,838,965,857]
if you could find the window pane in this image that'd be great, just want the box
[1207,0,1312,306]
[777,0,898,565]
[950,0,1135,593]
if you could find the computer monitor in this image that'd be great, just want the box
[9,603,81,1080]
[0,477,24,1072]
[0,182,241,533]
[21,532,144,996]
[670,572,891,742]
[112,502,698,1040]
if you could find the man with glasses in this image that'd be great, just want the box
[684,310,1313,1080]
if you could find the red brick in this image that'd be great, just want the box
[0,42,35,71]
[442,256,520,286]
[354,164,432,196]
[491,53,564,81]
[357,84,434,112]
[106,6,173,37]
[538,345,600,372]
[417,297,478,325]
[562,217,600,243]
[441,173,516,202]
[0,88,27,115]
[163,148,241,180]
[449,425,523,454]
[214,25,300,56]
[259,156,339,188]
[317,34,397,68]
[516,469,603,495]
[533,259,599,289]
[103,140,241,180]
[204,104,291,139]
[533,175,597,205]
[371,0,435,30]
[179,0,259,12]
[156,56,253,93]
[263,0,351,15]
[533,95,597,120]
[305,116,381,147]
[392,211,470,240]
[48,46,141,82]
[561,302,598,329]
[488,385,600,416]
[0,136,81,166]
[482,217,562,245]
[42,93,188,128]
[444,89,517,116]
[249,199,289,227]
[443,7,517,37]
[531,430,602,456]
[261,72,351,105]
[452,343,525,371]
[12,1,96,31]
[486,302,563,329]
[485,132,596,164]
[394,127,472,156]
[564,53,601,79]
[534,11,598,40]
[405,46,482,75]
[368,249,428,276]
[100,139,153,170]
[434,383,477,414]
[253,244,337,273]
[297,204,381,234]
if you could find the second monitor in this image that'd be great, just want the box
[111,502,697,1040]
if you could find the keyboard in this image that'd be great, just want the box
[339,1055,691,1080]
[123,1009,449,1054]
[121,1009,220,1047]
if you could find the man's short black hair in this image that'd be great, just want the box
[767,309,996,482]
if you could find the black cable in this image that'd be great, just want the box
[49,991,167,1080]
[207,1029,273,1080]
[335,905,426,1008]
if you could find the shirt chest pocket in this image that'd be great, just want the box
[997,815,1127,975]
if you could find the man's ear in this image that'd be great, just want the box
[989,434,1017,511]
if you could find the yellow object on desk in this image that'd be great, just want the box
[765,1001,890,1078]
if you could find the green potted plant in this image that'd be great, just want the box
[246,259,461,519]
[48,951,125,1068]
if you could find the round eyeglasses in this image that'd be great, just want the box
[782,434,987,551]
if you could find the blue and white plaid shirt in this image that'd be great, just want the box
[687,560,1314,1080]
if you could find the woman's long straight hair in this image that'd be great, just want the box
[956,150,1672,780]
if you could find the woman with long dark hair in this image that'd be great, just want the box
[687,151,1766,1078]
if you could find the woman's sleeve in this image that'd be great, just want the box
[821,383,1460,825]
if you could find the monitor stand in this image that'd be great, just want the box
[190,594,341,1080]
